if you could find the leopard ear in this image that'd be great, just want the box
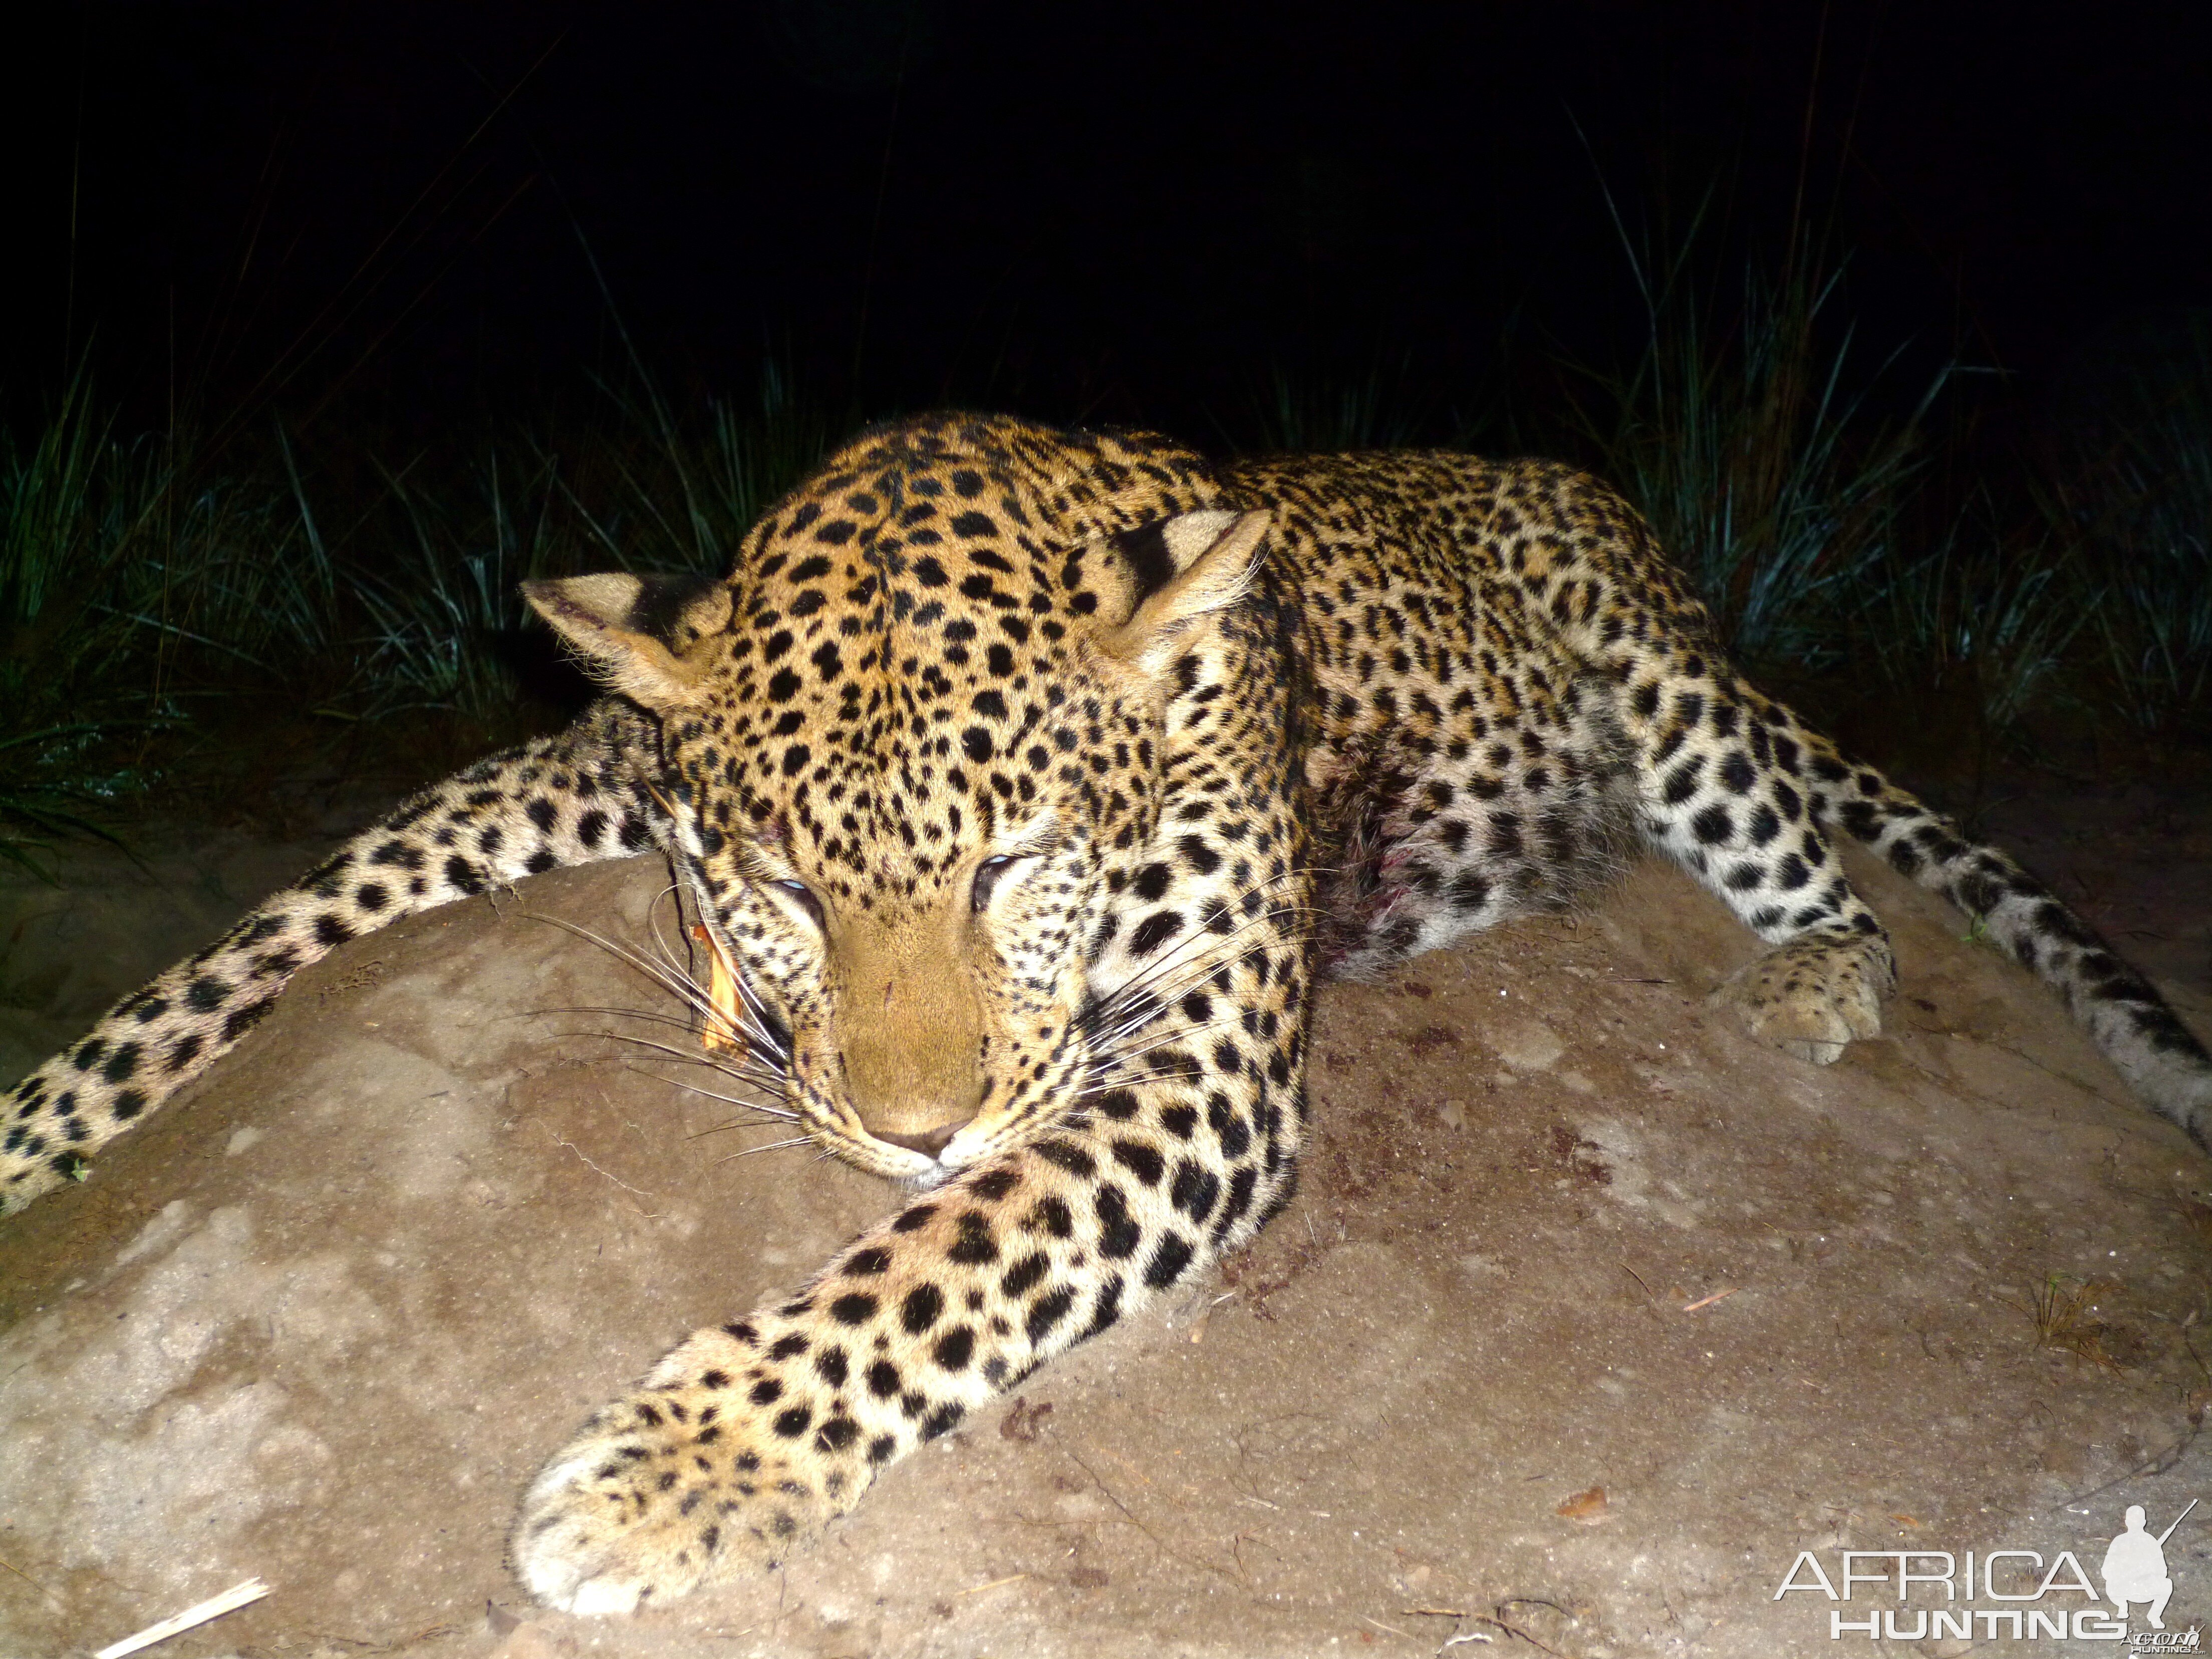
[523,572,733,710]
[1094,509,1269,674]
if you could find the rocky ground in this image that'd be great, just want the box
[1,768,2208,1659]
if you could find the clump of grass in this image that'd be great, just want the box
[1,367,155,712]
[1563,193,1948,672]
[2039,312,2212,734]
[0,360,838,848]
[1854,488,2084,734]
[568,360,834,578]
[676,362,840,568]
[9,269,2206,854]
[2003,1273,2128,1370]
[1231,359,1432,456]
[343,446,561,723]
[0,369,194,865]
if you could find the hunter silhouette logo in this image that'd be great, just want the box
[2106,1501,2192,1632]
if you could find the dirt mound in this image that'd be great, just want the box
[4,848,2209,1657]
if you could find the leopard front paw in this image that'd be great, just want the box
[1714,929,1894,1065]
[511,1328,873,1615]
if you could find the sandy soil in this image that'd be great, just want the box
[3,798,2210,1658]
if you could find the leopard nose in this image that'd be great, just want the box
[872,1116,973,1159]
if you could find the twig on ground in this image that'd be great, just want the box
[94,1578,270,1659]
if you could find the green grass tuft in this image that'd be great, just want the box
[1562,193,1947,671]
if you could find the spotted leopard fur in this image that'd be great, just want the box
[5,414,2207,1615]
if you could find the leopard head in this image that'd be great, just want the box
[526,417,1267,1182]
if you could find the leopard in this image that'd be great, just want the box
[5,413,2208,1616]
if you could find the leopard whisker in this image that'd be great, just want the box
[1085,902,1316,1044]
[527,910,705,1002]
[638,1072,798,1124]
[1107,883,1315,981]
[543,1004,789,1077]
[684,1115,793,1139]
[540,1004,728,1035]
[713,1135,814,1164]
[1087,897,1312,1021]
[650,884,790,1047]
[589,1030,790,1090]
[530,913,733,1021]
[1081,1013,1255,1083]
[1089,929,1297,1039]
[530,909,791,1062]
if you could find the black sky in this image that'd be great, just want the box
[9,1,2209,439]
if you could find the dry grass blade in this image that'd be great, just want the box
[2000,1273,2127,1370]
[690,919,749,1055]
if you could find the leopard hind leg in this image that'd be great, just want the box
[1806,730,2212,1147]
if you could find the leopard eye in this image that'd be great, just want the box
[775,879,825,930]
[971,854,1017,914]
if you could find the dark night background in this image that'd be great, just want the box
[3,0,2210,820]
[8,2,2208,434]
